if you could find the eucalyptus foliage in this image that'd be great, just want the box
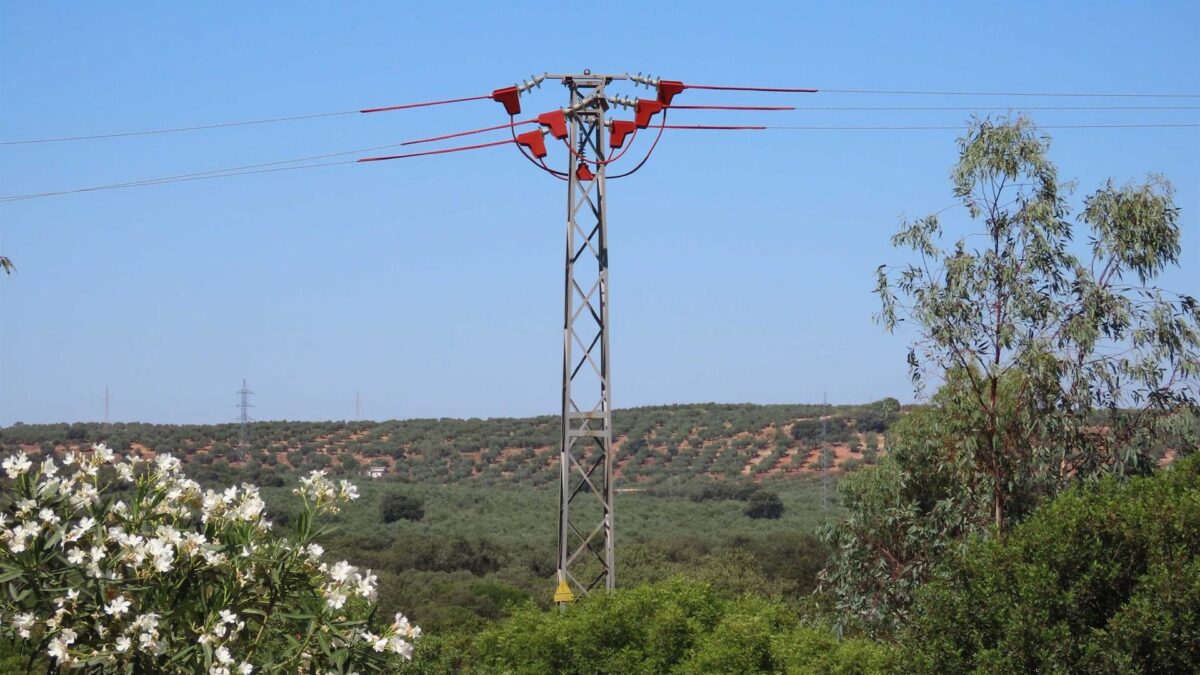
[823,116,1198,636]
[876,115,1198,530]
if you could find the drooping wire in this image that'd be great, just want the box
[509,115,568,180]
[609,110,669,180]
[559,125,640,166]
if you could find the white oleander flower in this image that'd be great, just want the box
[92,443,115,464]
[104,595,131,616]
[215,645,233,664]
[13,612,36,638]
[3,453,32,479]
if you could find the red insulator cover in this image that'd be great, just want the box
[491,86,522,115]
[609,120,636,148]
[634,99,664,129]
[656,80,686,105]
[537,110,568,139]
[515,130,547,158]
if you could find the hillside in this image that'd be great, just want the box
[0,400,902,486]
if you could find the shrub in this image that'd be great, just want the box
[381,492,425,524]
[744,491,784,519]
[677,594,796,674]
[467,577,725,673]
[770,626,896,674]
[0,445,420,673]
[900,454,1200,673]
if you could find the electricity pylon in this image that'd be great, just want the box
[237,379,254,448]
[554,73,616,603]
[357,70,813,603]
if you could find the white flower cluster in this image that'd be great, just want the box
[320,559,378,610]
[0,444,418,671]
[201,483,269,526]
[360,612,422,660]
[294,469,359,513]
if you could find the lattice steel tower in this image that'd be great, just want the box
[237,379,254,448]
[555,73,616,602]
[354,70,815,603]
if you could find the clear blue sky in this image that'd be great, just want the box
[1,2,1197,425]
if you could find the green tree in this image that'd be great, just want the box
[381,492,425,523]
[744,490,784,519]
[876,116,1198,532]
[339,452,361,474]
[825,115,1199,635]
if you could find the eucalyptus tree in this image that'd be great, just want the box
[877,114,1197,532]
[820,115,1199,635]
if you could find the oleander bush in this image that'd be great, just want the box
[0,445,420,673]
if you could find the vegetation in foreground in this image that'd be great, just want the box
[399,454,1198,674]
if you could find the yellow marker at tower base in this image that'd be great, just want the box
[554,579,575,603]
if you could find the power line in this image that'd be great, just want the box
[0,110,360,146]
[760,122,1200,130]
[787,105,1200,111]
[0,159,356,203]
[1,92,496,146]
[0,134,449,202]
[7,84,1198,146]
[817,87,1200,98]
[4,120,1196,203]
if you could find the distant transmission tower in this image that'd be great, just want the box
[355,390,362,419]
[821,392,829,511]
[236,379,255,448]
[104,385,110,426]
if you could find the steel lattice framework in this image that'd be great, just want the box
[356,70,816,604]
[557,74,615,599]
